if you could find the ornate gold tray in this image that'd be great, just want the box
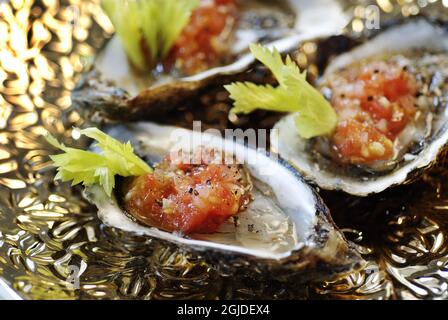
[0,0,448,300]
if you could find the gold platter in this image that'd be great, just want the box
[0,0,448,300]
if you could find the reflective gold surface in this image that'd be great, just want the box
[0,0,448,300]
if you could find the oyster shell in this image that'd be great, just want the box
[72,0,349,122]
[84,122,362,276]
[271,18,448,196]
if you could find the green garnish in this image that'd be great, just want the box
[224,44,338,139]
[102,0,199,71]
[45,128,152,196]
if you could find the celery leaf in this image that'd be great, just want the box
[45,128,152,196]
[225,43,338,139]
[102,0,199,71]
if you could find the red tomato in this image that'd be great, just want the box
[383,76,413,102]
[333,119,393,163]
[165,0,237,75]
[123,149,250,235]
[326,60,417,164]
[361,99,393,120]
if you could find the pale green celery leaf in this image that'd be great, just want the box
[44,128,152,197]
[80,127,152,176]
[285,74,338,138]
[49,151,104,173]
[45,133,67,150]
[249,43,302,87]
[139,0,159,62]
[224,82,298,114]
[158,0,199,57]
[49,150,105,187]
[103,0,146,71]
[95,167,116,197]
[103,0,199,70]
[225,43,338,139]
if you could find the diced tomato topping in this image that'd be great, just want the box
[333,119,393,163]
[361,99,393,120]
[123,149,250,234]
[383,76,414,102]
[325,60,418,165]
[164,0,237,75]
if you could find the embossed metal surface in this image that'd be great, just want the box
[0,0,448,300]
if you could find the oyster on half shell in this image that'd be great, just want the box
[271,19,448,196]
[72,0,349,122]
[84,122,362,278]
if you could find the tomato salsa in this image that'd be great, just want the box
[122,149,251,234]
[324,60,418,165]
[164,0,237,75]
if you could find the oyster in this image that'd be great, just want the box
[271,19,448,196]
[84,122,362,276]
[72,0,349,122]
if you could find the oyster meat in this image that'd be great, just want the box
[271,19,448,196]
[84,122,362,277]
